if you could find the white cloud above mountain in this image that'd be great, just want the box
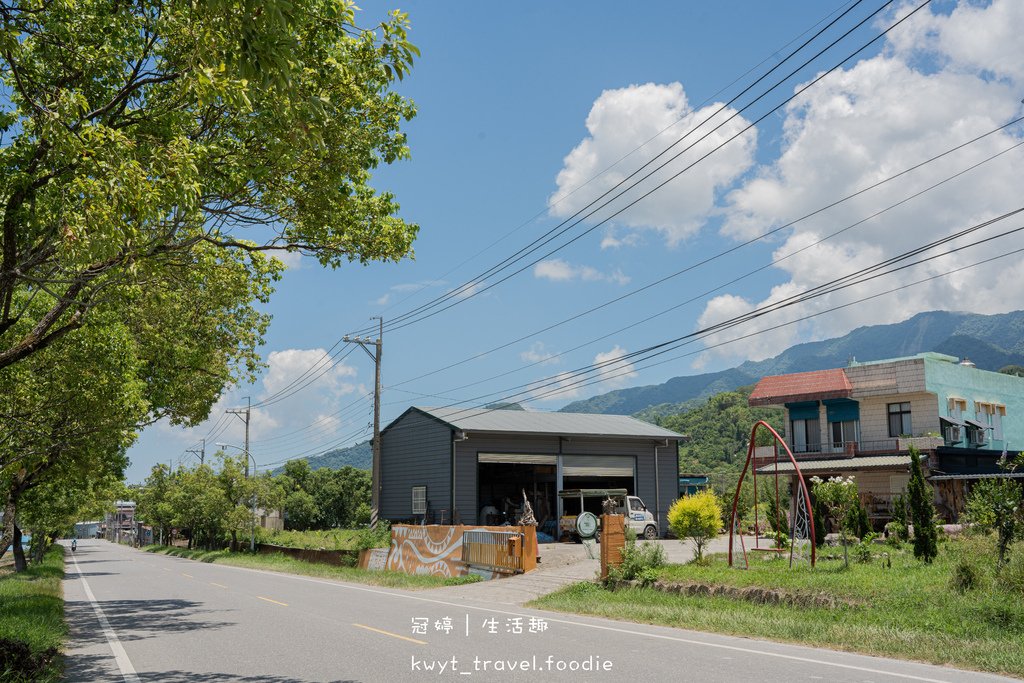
[549,82,757,246]
[695,0,1024,366]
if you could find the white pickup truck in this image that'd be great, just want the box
[557,488,659,541]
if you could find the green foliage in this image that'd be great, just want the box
[964,478,1022,566]
[847,497,871,539]
[949,556,984,593]
[606,533,666,587]
[0,545,65,682]
[1001,543,1024,595]
[853,541,874,564]
[656,387,784,475]
[907,446,938,563]
[811,475,859,567]
[998,365,1024,377]
[668,491,722,563]
[885,521,907,546]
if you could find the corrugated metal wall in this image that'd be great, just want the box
[379,410,452,520]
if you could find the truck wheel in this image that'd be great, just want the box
[643,525,658,540]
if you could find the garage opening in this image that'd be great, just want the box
[477,454,557,539]
[561,455,635,497]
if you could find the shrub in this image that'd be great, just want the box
[847,498,871,539]
[607,533,666,587]
[1001,543,1024,595]
[668,491,723,563]
[949,557,984,593]
[885,521,906,546]
[853,541,873,564]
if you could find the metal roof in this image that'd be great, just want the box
[394,406,683,440]
[929,472,1024,481]
[756,455,911,474]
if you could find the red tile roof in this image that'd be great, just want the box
[748,368,852,406]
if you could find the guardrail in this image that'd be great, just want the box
[461,530,525,574]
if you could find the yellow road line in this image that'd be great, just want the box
[210,582,228,589]
[256,596,288,607]
[352,623,427,645]
[161,567,171,572]
[181,573,193,578]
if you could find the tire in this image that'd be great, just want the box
[643,525,658,541]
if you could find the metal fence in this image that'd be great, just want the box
[461,530,525,574]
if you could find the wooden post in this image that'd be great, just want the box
[600,514,626,580]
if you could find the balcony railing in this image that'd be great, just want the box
[787,437,944,458]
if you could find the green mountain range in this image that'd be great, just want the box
[271,440,371,475]
[561,310,1024,418]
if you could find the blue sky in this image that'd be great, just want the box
[128,0,1024,481]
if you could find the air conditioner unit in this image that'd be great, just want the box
[969,430,987,446]
[945,425,962,443]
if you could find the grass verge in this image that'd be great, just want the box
[142,545,481,589]
[529,537,1024,678]
[0,545,66,683]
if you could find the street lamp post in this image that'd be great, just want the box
[217,442,258,553]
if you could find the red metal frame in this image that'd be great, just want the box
[728,420,816,568]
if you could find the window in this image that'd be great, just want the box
[948,398,966,421]
[830,420,859,449]
[792,418,821,453]
[411,486,427,515]
[994,405,1005,441]
[888,402,912,437]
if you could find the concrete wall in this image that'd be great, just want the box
[379,410,452,520]
[924,356,1024,452]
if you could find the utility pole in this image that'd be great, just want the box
[345,317,383,528]
[185,438,205,465]
[227,398,251,476]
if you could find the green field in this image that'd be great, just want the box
[143,545,480,589]
[531,536,1024,678]
[0,545,66,683]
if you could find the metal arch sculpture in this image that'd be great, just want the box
[728,420,816,568]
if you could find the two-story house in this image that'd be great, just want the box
[748,353,1024,524]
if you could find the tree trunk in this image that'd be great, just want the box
[230,530,238,552]
[12,523,27,572]
[0,495,15,559]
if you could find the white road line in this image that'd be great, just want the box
[71,551,140,683]
[149,552,973,683]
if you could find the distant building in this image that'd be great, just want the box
[104,500,137,543]
[678,474,710,496]
[748,353,1024,524]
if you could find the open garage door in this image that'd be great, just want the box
[477,453,557,535]
[562,455,634,478]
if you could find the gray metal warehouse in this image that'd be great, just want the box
[378,406,682,538]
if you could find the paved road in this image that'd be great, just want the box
[62,539,1015,683]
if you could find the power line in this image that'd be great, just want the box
[372,0,920,336]
[426,209,1023,419]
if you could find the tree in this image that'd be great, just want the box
[964,478,1022,567]
[811,475,859,567]
[0,1,420,558]
[136,465,176,546]
[907,446,938,563]
[0,1,419,371]
[668,491,722,563]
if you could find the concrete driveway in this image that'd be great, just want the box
[420,535,756,606]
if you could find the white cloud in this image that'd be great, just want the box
[534,258,630,285]
[550,82,756,245]
[273,251,303,270]
[372,294,390,306]
[600,231,641,250]
[699,0,1024,366]
[520,341,559,366]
